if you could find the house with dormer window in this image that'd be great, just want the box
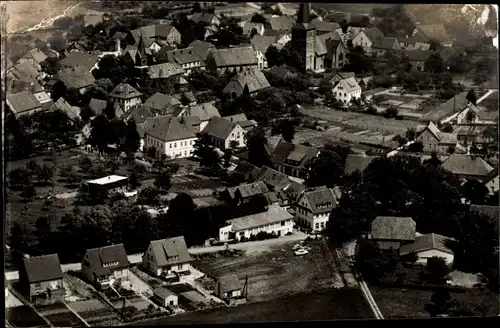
[142,236,193,278]
[81,244,130,287]
[270,140,319,179]
[294,186,340,232]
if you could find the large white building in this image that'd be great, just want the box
[294,186,340,232]
[331,76,362,106]
[218,205,294,242]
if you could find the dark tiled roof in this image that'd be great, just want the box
[186,102,221,121]
[399,233,453,256]
[154,286,177,299]
[422,92,471,122]
[147,63,185,79]
[188,40,216,61]
[371,36,398,50]
[130,24,177,42]
[22,254,63,283]
[110,83,142,99]
[371,216,416,242]
[252,166,291,190]
[404,49,432,62]
[124,105,154,124]
[202,116,239,140]
[226,181,269,200]
[416,24,452,44]
[223,68,270,94]
[303,187,339,214]
[146,116,197,142]
[148,236,193,267]
[82,244,130,277]
[6,91,42,114]
[217,274,242,293]
[344,154,378,175]
[50,97,79,121]
[270,140,318,170]
[232,162,260,180]
[251,35,278,53]
[208,46,258,67]
[162,47,200,65]
[268,16,296,31]
[363,27,384,42]
[144,92,181,112]
[22,48,48,64]
[441,154,494,177]
[54,67,96,90]
[310,20,340,33]
[89,98,107,116]
[59,51,99,71]
[191,13,219,25]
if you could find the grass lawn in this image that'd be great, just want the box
[370,286,500,318]
[194,240,339,303]
[45,311,83,327]
[137,288,373,324]
[6,305,47,327]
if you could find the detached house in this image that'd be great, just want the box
[405,50,432,71]
[331,76,362,106]
[397,32,431,51]
[218,205,294,242]
[109,83,142,112]
[370,216,416,250]
[222,68,271,98]
[352,27,384,53]
[270,140,319,179]
[412,24,453,47]
[19,254,65,304]
[159,47,203,75]
[215,274,243,301]
[190,12,221,27]
[222,113,257,132]
[144,116,198,159]
[52,67,96,94]
[143,92,182,116]
[6,91,43,118]
[202,116,247,150]
[129,24,182,47]
[81,244,130,287]
[370,36,401,56]
[142,236,193,278]
[181,102,221,130]
[400,233,454,265]
[222,181,270,205]
[206,46,259,74]
[441,154,494,182]
[294,186,340,232]
[416,121,461,154]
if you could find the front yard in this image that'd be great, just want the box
[193,240,341,303]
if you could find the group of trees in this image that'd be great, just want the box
[88,114,140,156]
[265,43,305,71]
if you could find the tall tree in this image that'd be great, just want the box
[154,170,172,194]
[245,127,271,167]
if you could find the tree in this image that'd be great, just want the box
[21,184,37,210]
[407,141,424,152]
[424,52,445,74]
[26,159,40,176]
[440,122,454,133]
[425,257,451,284]
[129,171,141,190]
[8,167,31,190]
[462,179,489,205]
[466,89,477,105]
[79,156,93,173]
[245,127,271,167]
[53,16,73,30]
[36,164,54,186]
[34,215,57,254]
[354,238,397,284]
[251,13,266,24]
[137,186,160,206]
[423,151,442,168]
[40,57,61,75]
[48,32,66,52]
[306,146,350,188]
[393,135,408,147]
[124,119,140,154]
[383,107,399,119]
[265,45,284,68]
[276,119,295,143]
[428,290,452,316]
[192,133,222,176]
[154,170,172,194]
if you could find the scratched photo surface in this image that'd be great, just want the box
[3,2,499,325]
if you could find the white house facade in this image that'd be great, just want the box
[331,77,362,106]
[294,187,338,232]
[145,134,197,159]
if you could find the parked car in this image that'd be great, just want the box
[294,249,309,256]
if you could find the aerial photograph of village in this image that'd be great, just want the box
[2,1,499,326]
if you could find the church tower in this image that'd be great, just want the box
[291,3,316,72]
[135,33,148,67]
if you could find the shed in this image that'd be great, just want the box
[215,274,242,299]
[153,287,178,307]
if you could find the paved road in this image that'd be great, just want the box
[5,233,309,281]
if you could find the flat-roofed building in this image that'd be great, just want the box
[83,175,129,197]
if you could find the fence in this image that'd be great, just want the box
[377,281,467,293]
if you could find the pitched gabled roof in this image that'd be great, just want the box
[188,40,216,61]
[371,216,416,242]
[144,92,181,112]
[22,254,63,283]
[145,116,197,142]
[315,36,328,56]
[54,67,96,90]
[59,51,99,71]
[50,97,79,121]
[441,154,494,177]
[162,47,200,65]
[110,83,142,99]
[344,154,378,175]
[147,63,185,79]
[223,68,270,94]
[363,27,384,42]
[191,12,219,25]
[251,35,279,53]
[148,236,192,267]
[310,20,340,33]
[303,187,339,214]
[8,61,39,82]
[22,48,48,64]
[268,16,296,31]
[226,181,269,200]
[223,113,249,123]
[252,166,291,190]
[333,77,361,93]
[371,36,398,50]
[83,244,130,277]
[233,162,261,180]
[154,286,177,299]
[186,102,221,121]
[243,22,264,36]
[208,46,258,67]
[228,205,293,231]
[271,140,319,169]
[130,24,178,43]
[416,24,452,44]
[124,105,154,124]
[484,167,499,184]
[202,116,240,140]
[6,91,42,114]
[399,233,453,256]
[89,98,107,116]
[217,274,242,293]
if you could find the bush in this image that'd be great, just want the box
[286,231,293,236]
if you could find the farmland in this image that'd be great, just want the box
[6,305,47,327]
[137,288,373,324]
[194,240,344,303]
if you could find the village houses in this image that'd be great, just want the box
[205,46,259,73]
[370,216,417,250]
[400,233,454,265]
[329,75,362,106]
[202,116,247,150]
[294,186,340,232]
[81,244,130,287]
[159,47,203,75]
[6,91,44,118]
[270,140,319,180]
[215,274,243,301]
[415,122,462,154]
[441,154,494,182]
[109,83,142,112]
[351,27,384,53]
[180,101,221,130]
[142,236,193,278]
[19,254,65,304]
[222,68,271,98]
[129,24,182,48]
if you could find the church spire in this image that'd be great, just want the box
[297,3,311,24]
[137,32,146,57]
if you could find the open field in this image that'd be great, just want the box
[137,288,372,324]
[370,286,500,318]
[6,305,47,327]
[194,240,342,303]
[312,3,395,15]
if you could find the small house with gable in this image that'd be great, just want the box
[215,274,243,301]
[294,186,340,232]
[109,83,142,112]
[81,244,130,287]
[330,76,362,106]
[142,236,193,278]
[222,68,271,98]
[19,254,65,304]
[370,216,416,250]
[441,153,494,182]
[270,140,319,179]
[400,233,454,265]
[202,116,247,150]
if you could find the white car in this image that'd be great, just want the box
[292,244,303,250]
[294,249,309,256]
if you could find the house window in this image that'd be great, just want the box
[315,223,320,229]
[281,221,285,226]
[35,282,41,287]
[174,143,177,148]
[236,132,240,138]
[169,143,172,148]
[103,261,119,268]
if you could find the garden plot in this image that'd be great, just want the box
[6,305,47,327]
[69,299,120,326]
[37,302,83,327]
